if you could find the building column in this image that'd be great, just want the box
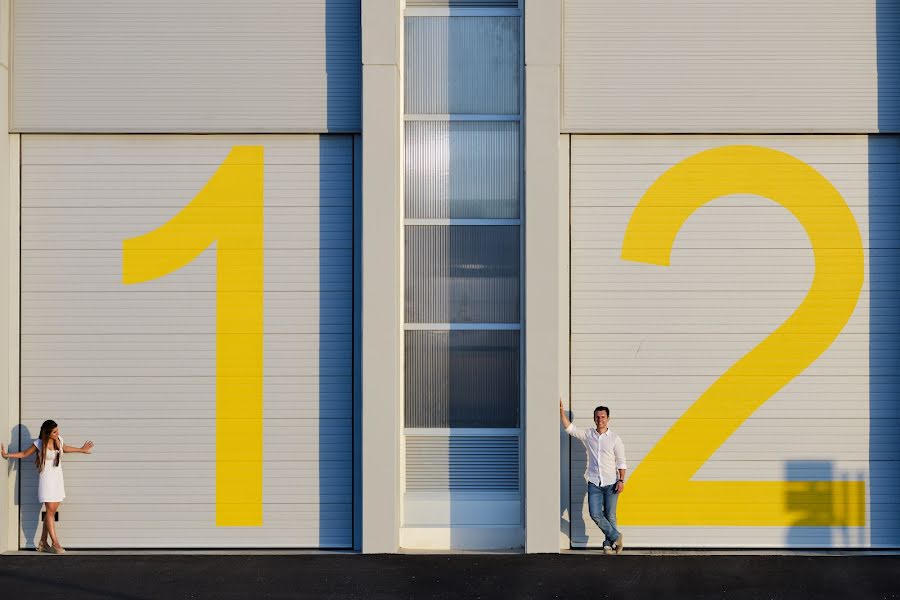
[0,0,18,554]
[360,0,403,554]
[524,0,566,553]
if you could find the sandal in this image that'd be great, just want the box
[48,545,66,554]
[36,540,46,553]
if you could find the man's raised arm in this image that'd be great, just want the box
[560,397,572,430]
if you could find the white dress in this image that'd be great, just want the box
[33,438,66,503]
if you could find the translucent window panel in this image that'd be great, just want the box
[408,1,518,6]
[405,16,520,115]
[405,121,520,219]
[405,225,520,323]
[405,329,520,428]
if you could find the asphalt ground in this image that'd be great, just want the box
[0,553,898,600]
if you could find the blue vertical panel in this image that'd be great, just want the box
[877,0,900,131]
[869,135,900,547]
[326,0,362,132]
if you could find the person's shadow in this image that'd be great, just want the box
[8,424,40,550]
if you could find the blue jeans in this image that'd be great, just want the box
[588,482,620,547]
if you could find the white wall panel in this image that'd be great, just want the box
[563,0,879,132]
[12,1,361,132]
[569,135,876,547]
[17,135,354,548]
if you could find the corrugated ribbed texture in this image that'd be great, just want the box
[405,16,520,115]
[563,0,878,132]
[868,135,900,547]
[405,436,520,492]
[877,0,900,131]
[13,0,361,132]
[405,330,520,428]
[569,135,874,548]
[19,135,354,548]
[405,121,520,219]
[405,225,520,323]
[402,9,522,522]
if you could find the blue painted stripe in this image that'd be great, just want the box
[868,135,900,547]
[877,0,900,131]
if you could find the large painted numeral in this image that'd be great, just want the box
[123,147,265,526]
[618,145,865,526]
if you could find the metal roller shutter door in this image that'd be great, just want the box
[12,0,361,133]
[19,135,353,548]
[568,134,893,548]
[562,0,877,132]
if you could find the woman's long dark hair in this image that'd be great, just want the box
[35,419,59,473]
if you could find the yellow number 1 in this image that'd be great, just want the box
[123,147,265,526]
[618,145,865,527]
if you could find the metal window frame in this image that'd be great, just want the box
[404,219,521,226]
[404,114,520,122]
[401,7,525,508]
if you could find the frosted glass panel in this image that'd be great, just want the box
[405,225,520,323]
[405,330,520,428]
[408,1,518,6]
[405,16,520,115]
[405,121,520,219]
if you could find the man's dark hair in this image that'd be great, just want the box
[594,406,610,418]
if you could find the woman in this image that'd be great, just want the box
[1,420,94,554]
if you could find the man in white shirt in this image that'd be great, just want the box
[560,398,627,554]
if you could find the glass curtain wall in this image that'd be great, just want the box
[403,7,523,531]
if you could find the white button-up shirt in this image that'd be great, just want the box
[565,424,627,487]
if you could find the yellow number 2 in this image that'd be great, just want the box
[618,145,865,526]
[123,146,265,527]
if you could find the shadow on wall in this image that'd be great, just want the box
[318,136,356,549]
[443,12,522,551]
[321,0,359,549]
[326,0,361,134]
[868,136,900,548]
[9,425,39,549]
[784,461,866,548]
[877,0,900,131]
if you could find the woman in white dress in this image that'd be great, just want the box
[2,420,94,554]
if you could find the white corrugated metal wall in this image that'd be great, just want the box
[569,135,874,547]
[562,0,877,132]
[19,135,354,548]
[13,0,360,549]
[12,0,361,132]
[564,0,899,548]
[7,0,898,551]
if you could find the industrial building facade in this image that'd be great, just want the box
[0,0,897,552]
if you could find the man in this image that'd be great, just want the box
[560,398,626,554]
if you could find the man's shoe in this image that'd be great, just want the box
[603,546,614,555]
[615,534,625,554]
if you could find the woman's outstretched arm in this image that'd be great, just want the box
[1,443,37,460]
[63,441,94,454]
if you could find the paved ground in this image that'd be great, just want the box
[0,552,898,599]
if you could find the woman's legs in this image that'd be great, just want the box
[44,502,62,548]
[39,509,48,547]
